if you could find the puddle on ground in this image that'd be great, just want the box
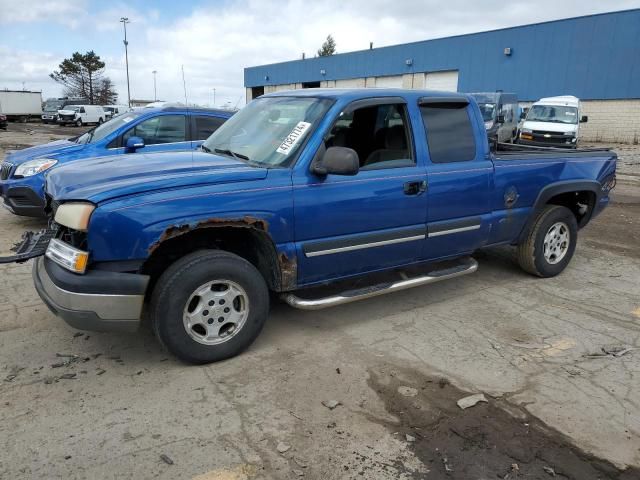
[367,364,639,479]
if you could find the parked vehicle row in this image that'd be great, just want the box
[0,106,233,217]
[42,97,88,124]
[0,88,616,365]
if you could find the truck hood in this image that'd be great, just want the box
[522,121,578,133]
[4,139,85,165]
[57,109,78,115]
[45,151,268,203]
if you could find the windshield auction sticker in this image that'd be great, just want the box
[277,121,312,155]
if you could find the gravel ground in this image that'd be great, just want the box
[0,125,639,479]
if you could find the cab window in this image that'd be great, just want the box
[122,115,187,145]
[325,103,414,170]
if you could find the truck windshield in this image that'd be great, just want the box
[477,103,496,122]
[202,96,333,167]
[75,111,142,144]
[526,105,578,124]
[44,100,64,112]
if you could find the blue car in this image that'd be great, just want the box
[0,106,233,217]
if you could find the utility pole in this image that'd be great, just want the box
[120,17,131,107]
[152,70,157,101]
[213,88,216,107]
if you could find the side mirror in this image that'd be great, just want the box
[519,112,526,120]
[496,114,505,124]
[125,136,145,152]
[580,115,588,123]
[313,146,359,176]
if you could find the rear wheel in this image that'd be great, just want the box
[517,205,578,277]
[150,250,269,364]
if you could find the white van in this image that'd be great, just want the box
[57,105,106,127]
[518,96,588,148]
[102,104,130,120]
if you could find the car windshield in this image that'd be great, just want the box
[75,111,142,144]
[477,103,496,122]
[526,105,578,124]
[202,96,333,168]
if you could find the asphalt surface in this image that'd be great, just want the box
[0,124,639,479]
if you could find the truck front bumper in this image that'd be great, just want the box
[33,257,149,332]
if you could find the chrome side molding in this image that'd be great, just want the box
[281,257,478,310]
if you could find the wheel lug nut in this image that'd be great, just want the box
[219,299,225,305]
[207,318,214,324]
[208,301,215,306]
[203,310,209,316]
[218,317,224,322]
[224,307,230,313]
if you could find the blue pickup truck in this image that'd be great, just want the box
[4,89,616,364]
[0,106,232,217]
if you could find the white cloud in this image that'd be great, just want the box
[0,0,87,28]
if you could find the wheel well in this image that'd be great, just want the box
[546,190,596,228]
[140,226,290,297]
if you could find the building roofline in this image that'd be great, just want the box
[245,8,639,72]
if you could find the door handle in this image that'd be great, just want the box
[403,180,427,196]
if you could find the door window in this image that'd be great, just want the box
[325,103,414,170]
[123,115,187,145]
[420,104,476,163]
[193,116,226,140]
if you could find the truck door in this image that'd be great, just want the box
[293,98,428,286]
[419,97,493,260]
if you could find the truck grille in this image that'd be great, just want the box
[59,114,75,121]
[0,162,13,180]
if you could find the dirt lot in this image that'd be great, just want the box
[0,123,639,479]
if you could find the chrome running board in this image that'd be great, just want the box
[281,257,478,311]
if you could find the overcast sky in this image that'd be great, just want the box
[1,0,639,107]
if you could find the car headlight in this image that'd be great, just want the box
[14,159,58,177]
[520,128,532,134]
[54,202,95,231]
[564,132,575,136]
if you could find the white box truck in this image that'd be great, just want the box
[0,90,43,122]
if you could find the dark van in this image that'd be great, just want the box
[470,92,518,144]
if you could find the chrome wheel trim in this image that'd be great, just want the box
[543,221,570,265]
[183,279,249,345]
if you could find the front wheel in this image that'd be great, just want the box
[75,118,82,127]
[517,205,578,277]
[98,117,104,124]
[150,250,269,364]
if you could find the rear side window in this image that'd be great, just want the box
[193,116,226,140]
[420,104,476,163]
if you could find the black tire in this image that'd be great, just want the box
[517,205,578,277]
[98,117,104,124]
[150,250,269,364]
[75,118,82,127]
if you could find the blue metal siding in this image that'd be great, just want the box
[244,9,640,100]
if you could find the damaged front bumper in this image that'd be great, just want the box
[1,227,149,332]
[0,228,58,264]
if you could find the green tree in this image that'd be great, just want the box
[50,51,117,104]
[317,35,337,57]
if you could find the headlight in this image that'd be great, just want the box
[14,159,58,177]
[564,132,575,136]
[520,128,532,134]
[54,202,95,231]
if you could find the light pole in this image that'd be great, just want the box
[120,17,131,107]
[152,70,157,101]
[212,88,216,107]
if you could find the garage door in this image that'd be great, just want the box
[374,75,403,88]
[424,70,459,92]
[335,78,365,88]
